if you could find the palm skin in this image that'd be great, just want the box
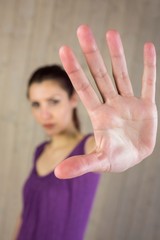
[89,95,157,173]
[54,25,157,179]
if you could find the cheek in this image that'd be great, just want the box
[58,105,73,121]
[59,108,70,119]
[31,110,41,122]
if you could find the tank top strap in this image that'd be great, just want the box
[33,141,49,164]
[74,133,93,155]
[81,133,93,145]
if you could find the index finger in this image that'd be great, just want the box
[59,45,101,112]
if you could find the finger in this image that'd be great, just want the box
[77,25,117,101]
[106,30,134,96]
[141,43,156,103]
[54,153,110,179]
[59,46,101,112]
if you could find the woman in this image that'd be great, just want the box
[14,65,100,240]
[14,24,157,239]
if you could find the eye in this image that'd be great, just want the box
[31,102,40,108]
[49,99,60,105]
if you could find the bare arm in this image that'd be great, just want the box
[12,214,22,240]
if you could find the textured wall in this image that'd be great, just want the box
[0,0,160,239]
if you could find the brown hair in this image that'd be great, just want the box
[27,65,80,131]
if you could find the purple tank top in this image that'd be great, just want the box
[17,135,100,240]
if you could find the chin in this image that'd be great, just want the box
[44,129,62,137]
[43,126,69,137]
[43,129,55,136]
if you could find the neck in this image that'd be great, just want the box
[49,129,82,149]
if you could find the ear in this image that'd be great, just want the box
[70,92,79,108]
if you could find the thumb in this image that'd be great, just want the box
[54,152,110,179]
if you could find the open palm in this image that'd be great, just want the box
[55,25,157,179]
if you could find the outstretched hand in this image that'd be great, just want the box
[54,25,158,179]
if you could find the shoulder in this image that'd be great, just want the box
[34,141,49,157]
[36,141,48,150]
[84,134,96,154]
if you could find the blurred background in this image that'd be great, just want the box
[0,0,160,239]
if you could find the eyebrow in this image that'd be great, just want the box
[46,95,61,101]
[30,95,61,102]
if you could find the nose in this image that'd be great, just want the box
[39,107,52,120]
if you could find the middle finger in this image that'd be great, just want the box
[77,25,117,101]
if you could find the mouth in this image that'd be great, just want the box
[43,124,55,129]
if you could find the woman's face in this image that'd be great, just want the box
[28,80,78,136]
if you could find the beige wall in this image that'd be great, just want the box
[0,0,160,239]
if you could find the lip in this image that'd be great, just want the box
[43,124,55,129]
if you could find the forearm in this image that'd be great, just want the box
[12,215,22,240]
